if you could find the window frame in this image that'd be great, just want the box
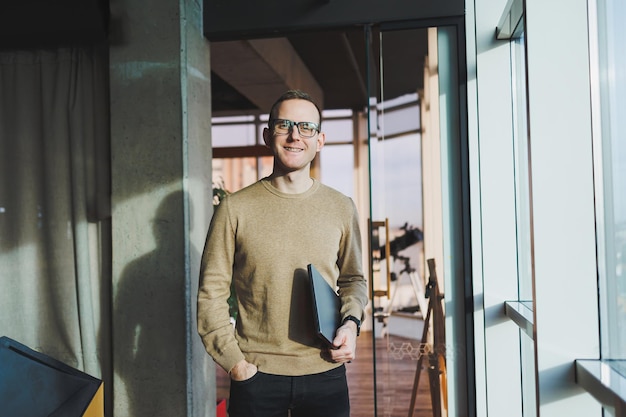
[575,0,626,414]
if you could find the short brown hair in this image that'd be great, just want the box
[268,90,322,129]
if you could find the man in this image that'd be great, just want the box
[197,90,368,417]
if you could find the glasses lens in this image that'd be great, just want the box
[273,119,292,134]
[297,122,317,137]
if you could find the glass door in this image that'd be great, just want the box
[366,25,449,417]
[365,21,471,417]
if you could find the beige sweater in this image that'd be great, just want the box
[197,178,368,376]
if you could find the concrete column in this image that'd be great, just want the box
[109,0,214,415]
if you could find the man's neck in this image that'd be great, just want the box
[268,170,314,194]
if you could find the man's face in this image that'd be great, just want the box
[263,99,325,174]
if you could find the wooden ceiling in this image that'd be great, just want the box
[211,27,428,114]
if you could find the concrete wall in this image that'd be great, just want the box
[109,0,214,415]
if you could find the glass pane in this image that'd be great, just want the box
[212,123,258,147]
[259,155,273,179]
[378,98,420,138]
[323,118,354,143]
[520,332,537,416]
[370,134,422,228]
[320,144,354,198]
[511,30,533,303]
[596,0,626,359]
[256,115,270,140]
[510,25,538,415]
[212,157,259,193]
[368,26,435,417]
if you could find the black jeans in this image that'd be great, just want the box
[228,365,350,417]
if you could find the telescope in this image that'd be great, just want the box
[379,222,423,260]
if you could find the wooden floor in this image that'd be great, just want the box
[215,332,439,417]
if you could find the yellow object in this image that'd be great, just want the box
[83,383,104,417]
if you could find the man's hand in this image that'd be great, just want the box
[329,320,358,363]
[228,359,258,381]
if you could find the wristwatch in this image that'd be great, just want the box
[343,315,361,336]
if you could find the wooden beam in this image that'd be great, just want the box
[213,145,273,159]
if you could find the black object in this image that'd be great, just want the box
[308,264,341,347]
[342,315,362,336]
[379,223,424,260]
[0,336,102,417]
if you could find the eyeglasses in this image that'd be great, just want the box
[270,119,320,138]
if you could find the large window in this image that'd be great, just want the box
[577,0,626,414]
[593,0,626,363]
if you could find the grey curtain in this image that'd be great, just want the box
[0,46,110,379]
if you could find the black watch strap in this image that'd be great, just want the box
[343,315,361,336]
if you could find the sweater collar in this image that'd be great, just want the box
[260,177,320,198]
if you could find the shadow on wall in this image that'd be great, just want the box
[112,190,199,416]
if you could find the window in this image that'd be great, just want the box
[498,2,538,415]
[320,144,354,198]
[507,12,538,417]
[576,0,626,414]
[497,0,533,308]
[510,28,533,304]
[593,0,626,364]
[319,111,355,198]
[211,114,270,193]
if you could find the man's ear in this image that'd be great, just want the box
[316,131,326,152]
[262,127,272,148]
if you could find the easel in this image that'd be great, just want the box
[408,258,447,417]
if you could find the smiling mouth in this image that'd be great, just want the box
[284,147,303,152]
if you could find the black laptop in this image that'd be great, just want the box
[307,264,341,347]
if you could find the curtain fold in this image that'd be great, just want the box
[0,46,110,378]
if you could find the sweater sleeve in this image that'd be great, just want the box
[337,199,369,322]
[197,198,245,373]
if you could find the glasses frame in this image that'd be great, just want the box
[269,119,320,138]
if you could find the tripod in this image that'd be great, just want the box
[384,255,428,320]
